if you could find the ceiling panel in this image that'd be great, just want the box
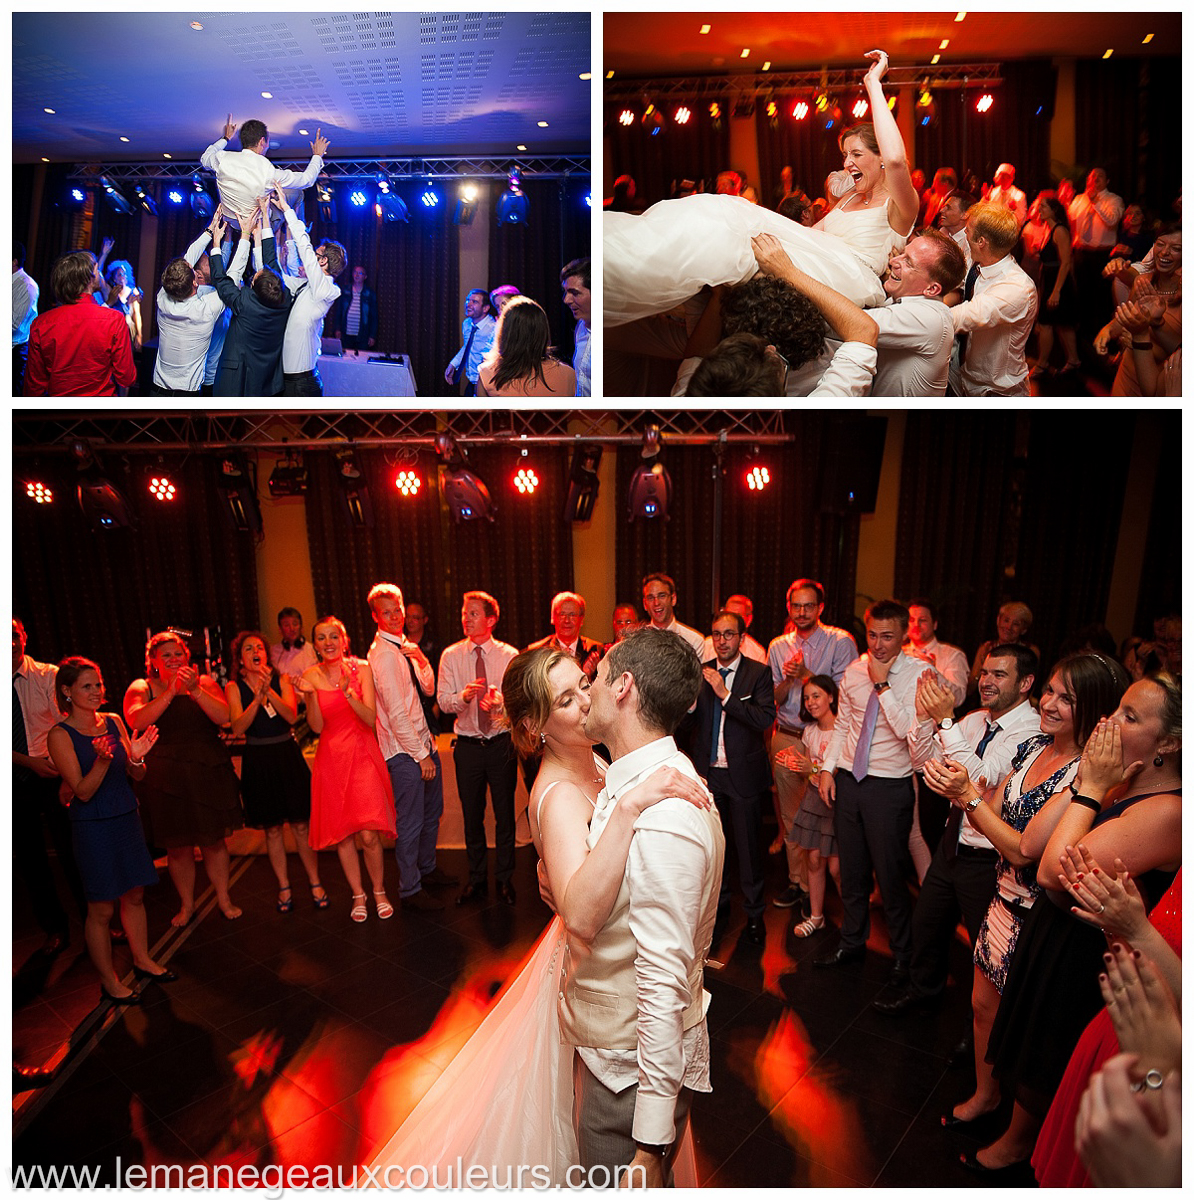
[13,11,592,163]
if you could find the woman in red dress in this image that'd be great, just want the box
[295,617,396,922]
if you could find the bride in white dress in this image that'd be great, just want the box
[604,50,921,324]
[367,648,709,1186]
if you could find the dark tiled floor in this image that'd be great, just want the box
[12,843,1035,1187]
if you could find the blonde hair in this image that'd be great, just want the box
[145,631,189,678]
[502,647,572,758]
[967,201,1020,256]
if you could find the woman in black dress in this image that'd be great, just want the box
[226,631,326,913]
[1030,196,1081,378]
[47,657,171,1003]
[123,631,244,926]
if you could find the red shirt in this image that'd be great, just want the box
[24,300,137,396]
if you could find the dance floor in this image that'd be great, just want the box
[12,831,1030,1187]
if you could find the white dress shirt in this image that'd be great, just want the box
[810,340,877,396]
[13,655,60,757]
[904,637,970,706]
[823,651,933,778]
[708,654,741,768]
[448,313,496,384]
[152,232,234,393]
[199,140,323,228]
[768,624,859,732]
[269,640,317,677]
[871,295,955,397]
[436,636,518,737]
[700,632,766,664]
[948,227,973,268]
[280,208,343,374]
[925,698,1042,850]
[949,253,1038,396]
[987,184,1028,229]
[578,736,718,1144]
[653,618,704,654]
[573,319,591,396]
[368,632,434,762]
[1068,190,1125,250]
[13,268,39,347]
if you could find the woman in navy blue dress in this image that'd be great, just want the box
[46,657,171,1004]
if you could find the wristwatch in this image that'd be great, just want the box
[635,1142,670,1157]
[937,717,954,732]
[964,793,982,813]
[873,680,890,693]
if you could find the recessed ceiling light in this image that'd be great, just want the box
[939,38,950,50]
[740,48,750,58]
[955,11,966,21]
[537,120,549,127]
[700,24,711,34]
[1103,48,1114,58]
[40,157,49,163]
[299,128,308,135]
[931,53,941,64]
[119,136,130,143]
[517,144,527,151]
[261,91,273,99]
[190,21,203,30]
[762,61,771,71]
[1142,33,1154,43]
[606,70,614,79]
[163,153,172,159]
[43,107,55,114]
[579,72,591,80]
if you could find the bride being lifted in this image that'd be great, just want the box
[366,647,708,1186]
[604,50,920,324]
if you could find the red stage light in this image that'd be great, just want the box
[148,476,176,501]
[618,109,634,126]
[25,481,53,504]
[976,93,994,113]
[675,106,691,125]
[792,100,809,121]
[514,468,539,495]
[746,466,771,491]
[852,98,868,118]
[394,469,421,497]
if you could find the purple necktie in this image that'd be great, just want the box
[852,689,880,782]
[475,645,491,735]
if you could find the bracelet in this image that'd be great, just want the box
[1129,1069,1165,1093]
[129,758,145,768]
[1070,793,1101,813]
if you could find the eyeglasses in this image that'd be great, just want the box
[710,630,739,640]
[789,602,820,612]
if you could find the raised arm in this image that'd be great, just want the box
[271,129,329,192]
[861,50,919,234]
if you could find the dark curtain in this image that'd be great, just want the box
[893,412,1019,658]
[1014,413,1133,668]
[614,418,860,649]
[1133,412,1181,635]
[13,454,260,698]
[1076,57,1181,211]
[487,177,592,361]
[915,62,1054,198]
[605,104,731,208]
[303,443,573,654]
[755,109,856,208]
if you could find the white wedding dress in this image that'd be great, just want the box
[367,776,698,1187]
[604,192,907,325]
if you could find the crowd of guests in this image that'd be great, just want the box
[15,580,1181,1183]
[606,153,1180,397]
[15,117,589,398]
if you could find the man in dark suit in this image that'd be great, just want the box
[526,591,604,679]
[690,609,777,946]
[209,204,294,396]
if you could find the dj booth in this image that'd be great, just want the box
[318,347,418,397]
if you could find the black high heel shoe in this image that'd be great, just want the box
[102,988,142,1006]
[132,966,178,983]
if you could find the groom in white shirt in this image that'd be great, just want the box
[559,627,725,1186]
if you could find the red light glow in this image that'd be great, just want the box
[148,476,176,501]
[514,468,539,495]
[746,466,771,491]
[394,470,422,496]
[26,481,53,504]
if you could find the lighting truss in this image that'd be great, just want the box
[14,411,794,456]
[66,156,590,185]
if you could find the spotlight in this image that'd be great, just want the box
[435,432,495,523]
[316,180,337,223]
[584,193,592,208]
[733,95,755,119]
[627,425,671,522]
[190,178,214,221]
[453,182,479,226]
[377,192,410,223]
[267,452,308,497]
[99,176,133,215]
[976,92,994,113]
[852,97,869,119]
[394,469,421,497]
[333,447,373,528]
[216,452,263,535]
[66,185,87,207]
[641,105,665,136]
[675,106,692,126]
[619,109,634,127]
[419,185,440,208]
[349,188,369,208]
[148,475,177,501]
[745,465,771,491]
[496,169,529,226]
[792,100,809,121]
[564,444,602,523]
[708,101,723,129]
[514,467,539,495]
[25,481,53,504]
[376,173,391,193]
[167,189,184,205]
[134,185,158,216]
[820,100,843,132]
[917,97,939,128]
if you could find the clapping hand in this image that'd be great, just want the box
[702,666,730,700]
[1102,257,1135,280]
[130,725,159,761]
[922,756,975,804]
[92,733,118,760]
[461,678,487,702]
[292,673,315,696]
[1100,944,1182,1078]
[781,647,805,680]
[915,671,954,725]
[1130,276,1167,326]
[1115,300,1152,336]
[174,665,200,694]
[1057,845,1150,939]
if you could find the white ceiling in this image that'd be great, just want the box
[13,11,592,163]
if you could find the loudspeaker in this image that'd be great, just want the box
[818,415,888,513]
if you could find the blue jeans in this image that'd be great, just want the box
[386,746,444,898]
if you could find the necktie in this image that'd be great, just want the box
[475,645,491,735]
[956,262,981,365]
[458,322,477,384]
[945,720,999,861]
[403,648,431,751]
[710,668,731,763]
[852,689,880,782]
[14,680,33,785]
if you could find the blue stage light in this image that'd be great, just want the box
[420,189,439,208]
[350,189,368,207]
[71,187,86,203]
[585,193,592,208]
[167,189,184,205]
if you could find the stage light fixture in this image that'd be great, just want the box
[708,101,723,129]
[316,180,337,223]
[134,185,158,216]
[496,170,529,226]
[627,425,672,522]
[69,440,133,530]
[675,106,692,126]
[377,192,410,223]
[792,100,810,121]
[976,92,994,113]
[167,189,184,205]
[99,176,133,215]
[148,475,176,501]
[25,481,53,504]
[514,467,539,495]
[217,453,263,536]
[584,193,592,208]
[435,433,495,523]
[190,178,214,221]
[420,185,440,208]
[733,95,755,119]
[564,444,602,523]
[642,105,665,136]
[66,185,87,207]
[349,188,369,208]
[814,92,829,113]
[333,447,373,528]
[746,465,771,491]
[619,109,634,127]
[267,452,308,497]
[821,100,843,132]
[852,96,869,119]
[394,469,421,497]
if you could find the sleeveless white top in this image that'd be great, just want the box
[818,197,911,276]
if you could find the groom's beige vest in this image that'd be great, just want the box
[557,797,725,1050]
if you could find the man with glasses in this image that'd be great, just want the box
[273,185,347,397]
[767,579,858,913]
[691,610,776,946]
[641,573,705,654]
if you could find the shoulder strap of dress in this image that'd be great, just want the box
[535,778,568,829]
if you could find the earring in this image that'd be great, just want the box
[540,732,547,745]
[1154,753,1164,768]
